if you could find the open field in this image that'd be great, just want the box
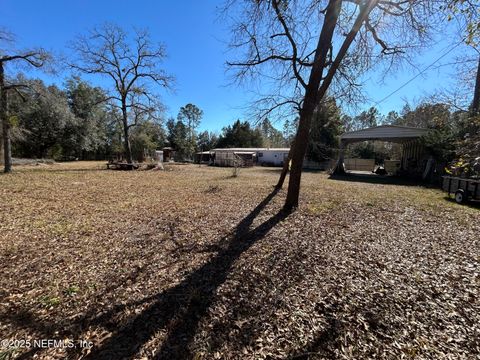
[0,162,479,359]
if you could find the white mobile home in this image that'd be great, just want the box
[256,148,290,166]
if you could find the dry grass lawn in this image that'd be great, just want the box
[0,161,478,359]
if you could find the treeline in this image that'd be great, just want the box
[2,76,340,164]
[6,76,477,171]
[2,23,477,176]
[4,75,290,162]
[6,77,164,161]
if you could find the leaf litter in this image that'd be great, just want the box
[0,162,478,359]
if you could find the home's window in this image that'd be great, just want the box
[258,153,263,157]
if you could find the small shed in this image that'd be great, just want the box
[162,147,175,162]
[334,125,431,177]
[155,150,164,163]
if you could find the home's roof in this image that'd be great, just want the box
[234,151,256,155]
[340,125,430,143]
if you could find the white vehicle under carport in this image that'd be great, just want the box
[443,176,480,204]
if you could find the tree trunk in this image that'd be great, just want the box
[471,56,480,116]
[0,63,12,173]
[189,120,195,160]
[121,103,133,165]
[284,100,316,210]
[283,0,378,210]
[123,122,133,164]
[275,140,294,189]
[283,0,341,210]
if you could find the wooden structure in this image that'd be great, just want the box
[162,147,175,162]
[344,158,375,172]
[443,176,480,203]
[155,150,164,163]
[195,151,213,164]
[212,148,290,167]
[334,125,430,177]
[302,159,336,170]
[214,149,256,167]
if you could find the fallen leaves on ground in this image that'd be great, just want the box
[0,162,478,359]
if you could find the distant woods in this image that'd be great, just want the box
[5,77,161,162]
[0,75,286,162]
[0,11,478,175]
[0,29,50,172]
[3,76,474,168]
[0,58,477,170]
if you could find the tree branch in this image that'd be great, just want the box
[271,0,308,89]
[365,20,404,54]
[317,0,380,100]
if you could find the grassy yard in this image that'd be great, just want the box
[0,162,478,359]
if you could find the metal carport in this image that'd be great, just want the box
[333,125,431,175]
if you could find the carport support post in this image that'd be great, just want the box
[333,140,346,175]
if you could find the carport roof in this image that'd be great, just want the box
[340,125,430,143]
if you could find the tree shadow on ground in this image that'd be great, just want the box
[1,309,61,360]
[75,187,290,359]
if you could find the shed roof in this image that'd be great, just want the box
[340,125,430,143]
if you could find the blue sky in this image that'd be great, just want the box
[0,0,471,132]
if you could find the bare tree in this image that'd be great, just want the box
[226,0,441,210]
[71,24,172,165]
[0,29,49,173]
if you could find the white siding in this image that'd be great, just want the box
[257,150,289,166]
